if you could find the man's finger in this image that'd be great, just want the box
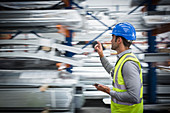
[97,41,101,45]
[94,45,98,50]
[97,41,102,47]
[94,44,98,48]
[97,41,102,49]
[95,44,100,50]
[98,84,104,88]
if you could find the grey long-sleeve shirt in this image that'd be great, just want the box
[100,49,142,104]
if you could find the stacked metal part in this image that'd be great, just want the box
[0,0,85,113]
[71,0,170,111]
[0,70,85,113]
[0,10,82,33]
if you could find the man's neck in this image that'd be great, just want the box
[117,49,132,59]
[116,47,129,54]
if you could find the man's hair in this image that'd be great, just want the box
[115,36,132,48]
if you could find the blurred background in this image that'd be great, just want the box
[0,0,169,113]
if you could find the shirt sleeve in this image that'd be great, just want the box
[110,61,142,104]
[100,56,114,74]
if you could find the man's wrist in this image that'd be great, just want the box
[99,53,104,58]
[102,86,111,94]
[105,88,111,94]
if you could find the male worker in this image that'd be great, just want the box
[94,22,143,113]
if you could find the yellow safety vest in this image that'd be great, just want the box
[111,53,143,113]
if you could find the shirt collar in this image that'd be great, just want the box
[117,49,132,59]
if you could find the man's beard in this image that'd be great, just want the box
[111,43,119,50]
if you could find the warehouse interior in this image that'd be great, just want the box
[0,0,170,113]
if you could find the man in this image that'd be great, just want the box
[94,22,143,113]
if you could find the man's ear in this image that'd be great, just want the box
[118,37,122,44]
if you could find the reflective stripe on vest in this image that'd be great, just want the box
[111,97,143,106]
[111,53,143,106]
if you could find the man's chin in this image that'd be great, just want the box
[111,47,115,50]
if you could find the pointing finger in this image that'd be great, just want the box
[97,41,100,43]
[97,41,101,45]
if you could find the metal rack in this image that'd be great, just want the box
[0,1,85,112]
[0,10,82,33]
[0,70,84,112]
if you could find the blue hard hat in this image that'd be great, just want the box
[111,22,136,40]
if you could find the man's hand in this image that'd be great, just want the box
[94,84,111,94]
[94,41,104,58]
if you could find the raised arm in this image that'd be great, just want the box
[95,41,114,74]
[94,41,104,58]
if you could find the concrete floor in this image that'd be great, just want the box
[76,107,170,113]
[76,99,170,113]
[76,107,111,113]
[76,99,111,113]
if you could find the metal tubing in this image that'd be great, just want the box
[10,31,22,39]
[147,0,157,104]
[73,1,113,49]
[126,0,154,55]
[147,30,157,104]
[73,1,149,50]
[65,1,73,73]
[128,0,148,15]
[65,30,75,57]
[0,52,83,66]
[73,2,109,28]
[82,29,109,49]
[86,12,110,28]
[147,62,157,104]
[132,43,144,52]
[72,2,83,9]
[30,31,43,38]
